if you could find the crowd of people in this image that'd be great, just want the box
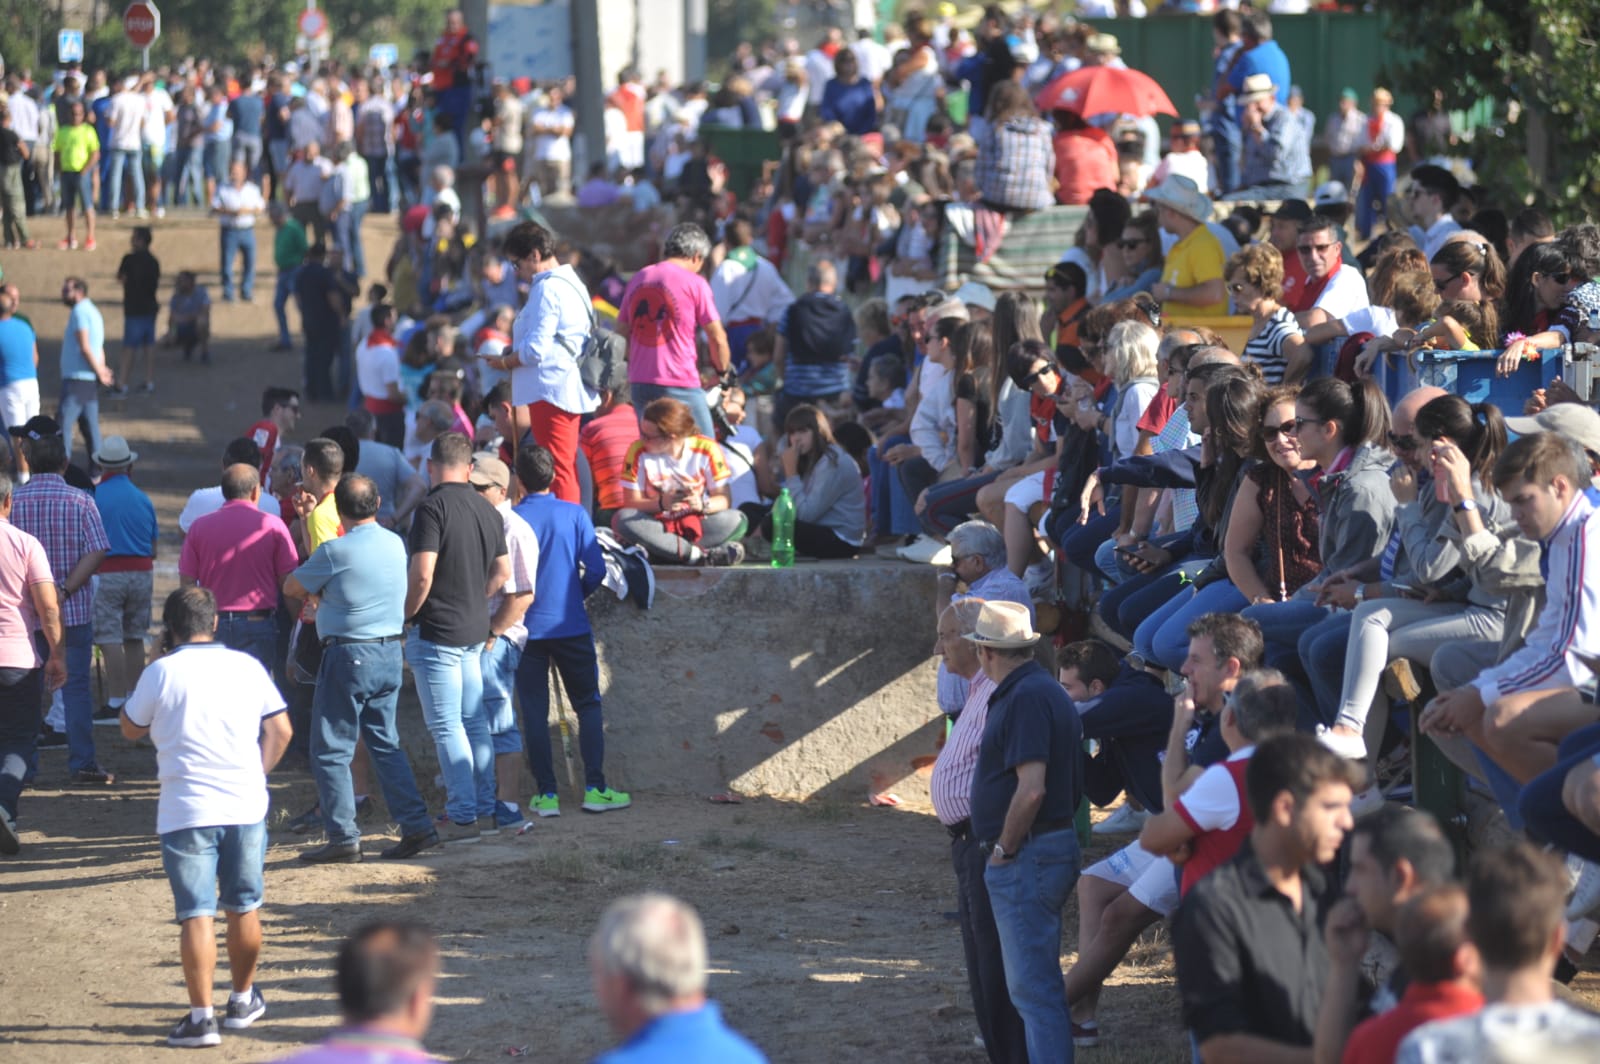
[4,1,1600,1060]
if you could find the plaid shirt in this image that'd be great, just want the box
[976,116,1056,212]
[12,474,110,628]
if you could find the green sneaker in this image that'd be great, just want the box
[529,793,561,818]
[582,787,632,813]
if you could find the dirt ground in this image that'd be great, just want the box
[0,209,1593,1064]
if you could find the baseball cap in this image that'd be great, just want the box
[468,452,511,492]
[1505,403,1600,456]
[1267,199,1314,223]
[1314,181,1350,207]
[7,416,61,441]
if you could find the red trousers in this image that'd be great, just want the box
[527,401,581,503]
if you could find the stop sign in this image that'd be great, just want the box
[298,7,327,38]
[124,1,161,49]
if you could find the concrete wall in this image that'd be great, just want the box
[394,560,946,805]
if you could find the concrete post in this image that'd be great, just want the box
[571,0,607,178]
[685,0,706,81]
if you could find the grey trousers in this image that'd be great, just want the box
[1336,597,1505,731]
[613,508,744,564]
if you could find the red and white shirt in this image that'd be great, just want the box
[1172,745,1254,896]
[622,436,732,500]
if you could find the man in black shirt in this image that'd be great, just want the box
[292,243,345,401]
[404,432,509,845]
[1174,733,1361,1062]
[115,226,160,394]
[967,600,1083,1063]
[0,106,32,249]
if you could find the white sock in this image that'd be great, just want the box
[190,1006,214,1023]
[229,987,252,1004]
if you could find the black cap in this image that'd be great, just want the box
[7,416,61,441]
[1267,199,1314,223]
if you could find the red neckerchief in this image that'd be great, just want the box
[367,327,396,348]
[1288,268,1335,314]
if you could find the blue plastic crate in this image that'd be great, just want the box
[1411,348,1563,413]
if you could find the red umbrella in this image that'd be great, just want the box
[1034,65,1178,118]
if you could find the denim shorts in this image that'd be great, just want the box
[161,820,267,922]
[483,636,522,754]
[123,315,157,348]
[60,170,93,214]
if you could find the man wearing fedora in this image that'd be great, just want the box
[967,600,1084,1063]
[90,436,156,725]
[1225,72,1310,201]
[1147,175,1228,317]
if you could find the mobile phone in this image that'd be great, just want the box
[1392,582,1422,597]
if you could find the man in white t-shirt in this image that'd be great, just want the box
[107,76,148,218]
[851,28,894,85]
[139,72,174,217]
[527,86,575,199]
[356,304,406,446]
[1292,215,1369,328]
[1398,840,1600,1062]
[1405,164,1463,262]
[120,586,291,1049]
[177,437,283,534]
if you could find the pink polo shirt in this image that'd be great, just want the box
[0,519,52,669]
[620,260,721,389]
[179,499,300,612]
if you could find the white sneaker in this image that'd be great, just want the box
[1350,784,1387,818]
[1316,724,1368,761]
[1566,859,1600,920]
[896,535,950,565]
[1092,803,1149,835]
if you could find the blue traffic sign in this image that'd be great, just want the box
[58,29,84,64]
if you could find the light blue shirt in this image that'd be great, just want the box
[61,298,104,382]
[204,101,233,143]
[509,263,599,415]
[291,522,408,640]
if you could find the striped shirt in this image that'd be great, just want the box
[1153,405,1200,534]
[579,405,642,512]
[11,474,110,628]
[1242,306,1303,386]
[931,670,997,826]
[1475,492,1600,706]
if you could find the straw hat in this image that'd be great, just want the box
[1237,73,1276,104]
[1086,33,1120,56]
[93,435,138,467]
[963,601,1040,649]
[1144,174,1213,225]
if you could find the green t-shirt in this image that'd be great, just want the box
[53,124,100,173]
[275,217,308,270]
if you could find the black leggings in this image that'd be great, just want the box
[740,504,860,560]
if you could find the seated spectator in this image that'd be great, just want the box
[1291,216,1371,328]
[611,397,747,567]
[1226,73,1311,201]
[1315,807,1461,1063]
[1404,164,1463,260]
[578,383,640,530]
[1174,734,1362,1060]
[744,405,864,559]
[166,270,212,364]
[974,81,1054,214]
[1057,639,1169,836]
[1147,175,1228,316]
[1229,244,1311,385]
[1397,842,1600,1060]
[1050,110,1117,207]
[1147,119,1209,196]
[1101,212,1164,303]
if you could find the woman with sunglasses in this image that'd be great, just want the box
[1496,224,1600,377]
[1101,212,1164,303]
[611,397,747,566]
[1227,243,1311,385]
[1502,242,1577,341]
[1309,394,1512,761]
[1238,377,1397,708]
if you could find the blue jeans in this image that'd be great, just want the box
[629,382,715,438]
[232,133,263,178]
[0,664,43,824]
[216,614,278,676]
[220,226,256,300]
[1059,508,1120,576]
[1134,578,1248,672]
[1299,612,1355,731]
[405,632,491,826]
[108,148,145,214]
[63,622,95,773]
[273,265,299,346]
[482,634,523,754]
[175,147,204,206]
[312,640,432,845]
[868,435,920,537]
[1241,598,1333,683]
[515,632,607,795]
[1521,722,1600,862]
[1357,161,1397,241]
[267,140,290,189]
[1092,538,1137,583]
[203,139,231,183]
[1210,117,1241,194]
[336,200,369,278]
[985,827,1080,1063]
[58,379,101,467]
[161,820,267,922]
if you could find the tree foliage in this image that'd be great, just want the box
[6,0,454,76]
[1371,0,1600,220]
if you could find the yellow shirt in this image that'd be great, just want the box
[307,491,342,554]
[53,124,100,173]
[1162,225,1228,316]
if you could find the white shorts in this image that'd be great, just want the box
[1084,839,1181,918]
[1004,470,1048,511]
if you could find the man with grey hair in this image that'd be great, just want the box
[934,520,1034,725]
[617,223,730,438]
[774,259,856,423]
[589,893,767,1062]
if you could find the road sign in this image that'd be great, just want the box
[58,29,84,64]
[123,1,161,49]
[369,42,399,70]
[298,7,327,39]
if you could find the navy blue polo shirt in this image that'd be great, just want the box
[970,659,1084,842]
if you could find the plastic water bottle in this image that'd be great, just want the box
[770,488,796,569]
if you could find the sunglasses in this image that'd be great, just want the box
[1296,242,1336,257]
[1433,271,1465,292]
[1540,270,1574,285]
[1117,238,1145,249]
[1021,365,1056,388]
[1283,416,1327,436]
[1388,431,1420,452]
[1260,423,1293,442]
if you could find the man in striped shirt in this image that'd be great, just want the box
[929,599,1026,1063]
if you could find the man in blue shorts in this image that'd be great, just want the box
[121,587,292,1048]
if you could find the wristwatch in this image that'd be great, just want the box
[1353,584,1366,606]
[1454,499,1479,513]
[982,840,1014,860]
